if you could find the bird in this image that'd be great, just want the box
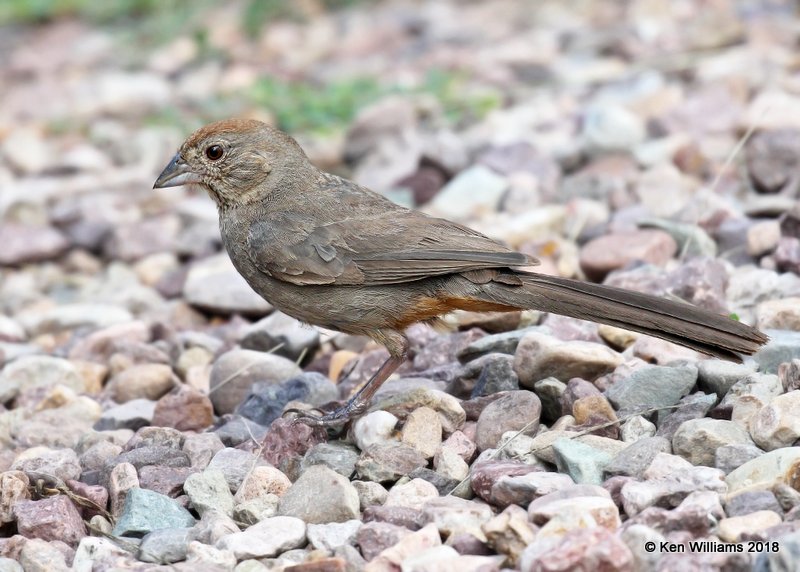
[154,118,768,427]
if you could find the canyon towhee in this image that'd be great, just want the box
[155,119,767,426]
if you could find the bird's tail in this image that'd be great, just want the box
[476,273,768,362]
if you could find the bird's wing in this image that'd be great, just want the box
[246,208,537,287]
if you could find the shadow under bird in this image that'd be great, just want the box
[154,118,768,427]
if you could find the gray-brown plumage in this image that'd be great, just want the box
[154,118,768,426]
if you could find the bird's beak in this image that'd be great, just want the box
[153,154,203,189]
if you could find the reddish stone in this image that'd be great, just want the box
[285,557,347,572]
[138,465,197,497]
[579,230,677,282]
[525,527,633,572]
[65,480,108,518]
[259,417,327,474]
[470,461,541,505]
[14,495,87,546]
[152,386,214,432]
[356,521,412,561]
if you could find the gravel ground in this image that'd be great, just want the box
[2,1,800,570]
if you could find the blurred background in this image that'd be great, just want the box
[1,0,799,350]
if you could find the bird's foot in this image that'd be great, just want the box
[285,399,370,429]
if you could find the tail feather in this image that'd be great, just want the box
[479,273,768,362]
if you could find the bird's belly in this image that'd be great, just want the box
[220,233,428,334]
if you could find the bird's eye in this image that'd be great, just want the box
[205,145,223,161]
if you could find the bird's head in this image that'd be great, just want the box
[153,118,313,207]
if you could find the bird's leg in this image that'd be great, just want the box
[289,343,408,428]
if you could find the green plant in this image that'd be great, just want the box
[248,69,501,134]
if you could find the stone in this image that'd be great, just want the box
[758,298,800,331]
[353,411,400,451]
[108,462,139,517]
[17,304,133,337]
[514,332,623,385]
[748,220,782,257]
[583,104,645,152]
[672,419,754,466]
[572,395,618,437]
[715,443,764,475]
[259,417,327,476]
[384,479,439,511]
[139,527,192,564]
[192,510,240,545]
[490,471,576,509]
[182,432,225,469]
[209,349,302,415]
[751,391,800,451]
[552,438,612,485]
[106,363,175,403]
[94,398,156,431]
[352,480,388,511]
[458,327,538,363]
[433,447,469,484]
[215,516,306,560]
[11,447,81,482]
[72,537,131,571]
[184,469,235,517]
[214,415,268,447]
[620,416,656,443]
[152,387,214,432]
[185,541,238,569]
[17,538,70,572]
[620,453,726,516]
[14,495,86,546]
[475,390,541,451]
[137,466,196,497]
[530,494,620,536]
[207,447,269,492]
[105,215,181,262]
[520,526,633,572]
[638,218,717,258]
[579,230,677,282]
[421,496,493,538]
[240,311,320,362]
[363,523,441,572]
[279,465,360,524]
[112,488,196,537]
[605,364,698,413]
[0,224,68,266]
[0,356,84,403]
[307,520,362,551]
[754,331,800,374]
[726,447,800,495]
[469,354,519,397]
[746,128,800,192]
[0,471,30,524]
[67,321,151,362]
[401,407,442,459]
[356,443,428,483]
[725,490,782,518]
[425,166,508,221]
[620,524,665,572]
[371,388,465,435]
[236,372,338,427]
[697,359,757,398]
[234,495,280,525]
[719,510,782,542]
[234,465,291,503]
[184,254,273,315]
[605,436,672,479]
[301,442,360,478]
[65,480,108,519]
[481,504,536,566]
